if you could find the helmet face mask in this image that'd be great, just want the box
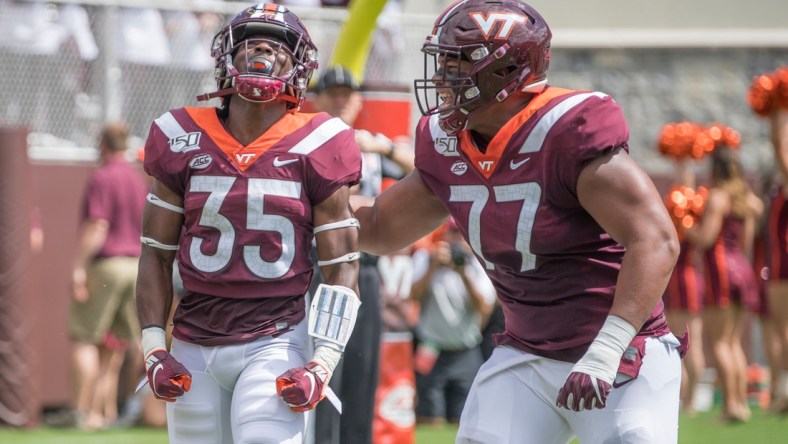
[202,4,318,108]
[414,0,552,135]
[415,45,484,135]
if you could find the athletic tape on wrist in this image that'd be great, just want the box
[571,315,637,383]
[141,326,167,360]
[312,344,343,380]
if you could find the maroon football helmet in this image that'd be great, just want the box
[197,3,318,108]
[414,0,552,134]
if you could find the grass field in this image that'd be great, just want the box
[0,407,785,443]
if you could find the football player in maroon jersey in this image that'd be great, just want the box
[353,1,684,442]
[135,4,362,443]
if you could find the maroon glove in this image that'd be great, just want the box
[556,372,612,411]
[276,361,328,412]
[145,349,192,402]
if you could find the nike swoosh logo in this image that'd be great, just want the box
[510,157,531,169]
[273,157,299,167]
[304,371,317,403]
[151,363,164,395]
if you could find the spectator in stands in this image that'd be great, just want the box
[309,65,413,444]
[410,218,495,426]
[684,143,763,422]
[69,122,148,430]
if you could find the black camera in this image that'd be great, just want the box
[450,243,466,267]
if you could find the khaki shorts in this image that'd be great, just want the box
[68,257,140,345]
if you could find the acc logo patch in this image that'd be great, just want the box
[189,153,212,170]
[169,132,201,153]
[451,160,468,176]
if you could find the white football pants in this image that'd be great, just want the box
[457,334,682,444]
[166,320,310,444]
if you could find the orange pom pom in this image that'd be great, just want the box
[664,185,708,236]
[657,122,705,159]
[748,66,788,117]
[705,123,740,151]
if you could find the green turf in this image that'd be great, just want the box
[0,407,785,443]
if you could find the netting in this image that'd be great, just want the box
[0,1,430,152]
[0,1,785,173]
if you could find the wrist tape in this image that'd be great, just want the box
[571,315,637,384]
[141,326,167,358]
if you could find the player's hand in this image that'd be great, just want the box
[556,371,612,411]
[145,349,192,402]
[556,316,636,411]
[276,361,328,412]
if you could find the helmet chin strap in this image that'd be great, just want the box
[439,77,547,135]
[197,67,300,105]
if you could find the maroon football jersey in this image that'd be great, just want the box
[415,86,668,362]
[144,107,361,345]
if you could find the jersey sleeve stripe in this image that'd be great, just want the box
[288,117,350,155]
[154,111,187,141]
[518,92,608,154]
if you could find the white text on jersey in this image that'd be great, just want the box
[478,160,495,172]
[235,153,256,164]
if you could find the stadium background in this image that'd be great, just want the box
[0,0,787,438]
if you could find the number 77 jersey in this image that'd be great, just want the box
[143,107,361,300]
[415,86,667,362]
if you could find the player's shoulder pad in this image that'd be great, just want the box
[547,92,629,154]
[284,111,353,157]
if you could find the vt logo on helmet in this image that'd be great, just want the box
[197,3,319,109]
[414,0,552,135]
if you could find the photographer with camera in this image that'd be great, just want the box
[409,218,496,426]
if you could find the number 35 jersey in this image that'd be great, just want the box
[143,107,361,345]
[415,87,668,363]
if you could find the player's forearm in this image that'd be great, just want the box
[136,249,176,328]
[352,173,449,255]
[609,238,678,330]
[320,263,360,298]
[351,196,392,255]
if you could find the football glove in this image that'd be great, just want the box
[141,326,191,402]
[556,315,636,411]
[145,349,192,402]
[556,371,612,411]
[276,361,329,412]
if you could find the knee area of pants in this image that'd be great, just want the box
[169,402,221,444]
[600,426,656,444]
[235,425,300,444]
